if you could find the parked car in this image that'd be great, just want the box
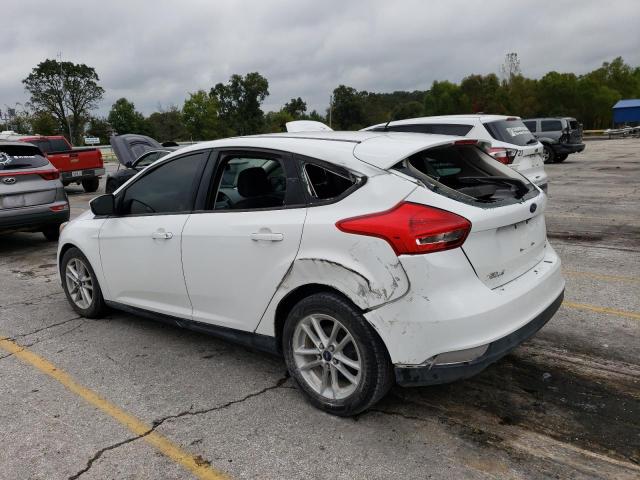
[0,132,104,193]
[363,115,548,191]
[106,134,180,194]
[0,141,70,240]
[522,117,585,163]
[57,131,564,415]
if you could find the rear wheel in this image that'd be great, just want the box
[542,144,555,164]
[42,226,60,242]
[555,153,568,163]
[283,292,394,416]
[82,177,100,193]
[61,247,107,318]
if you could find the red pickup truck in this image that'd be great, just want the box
[1,134,104,192]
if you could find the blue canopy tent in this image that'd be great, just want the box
[612,99,640,126]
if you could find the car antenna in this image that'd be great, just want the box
[383,119,392,132]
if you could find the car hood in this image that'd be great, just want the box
[110,134,163,166]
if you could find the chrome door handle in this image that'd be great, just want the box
[250,232,284,242]
[151,230,173,240]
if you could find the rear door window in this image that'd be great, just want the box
[212,155,288,211]
[541,120,563,132]
[0,145,49,170]
[483,119,537,146]
[383,123,473,136]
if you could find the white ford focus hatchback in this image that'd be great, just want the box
[58,131,564,416]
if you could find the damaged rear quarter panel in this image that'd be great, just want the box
[254,173,415,337]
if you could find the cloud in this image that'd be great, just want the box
[1,0,638,117]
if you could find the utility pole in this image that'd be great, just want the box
[57,52,74,143]
[329,94,333,128]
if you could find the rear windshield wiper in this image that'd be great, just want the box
[458,176,530,199]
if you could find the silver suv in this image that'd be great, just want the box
[0,142,70,241]
[522,117,585,163]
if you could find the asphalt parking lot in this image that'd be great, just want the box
[1,141,639,480]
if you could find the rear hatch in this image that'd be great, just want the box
[0,144,58,209]
[387,142,547,289]
[566,119,583,143]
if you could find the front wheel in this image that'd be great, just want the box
[555,153,568,163]
[283,292,394,416]
[61,247,107,318]
[542,144,555,164]
[82,177,100,193]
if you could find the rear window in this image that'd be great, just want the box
[382,123,473,136]
[0,145,49,170]
[541,120,563,132]
[49,138,70,152]
[483,119,537,146]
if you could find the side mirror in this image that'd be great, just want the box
[90,194,115,216]
[125,161,133,168]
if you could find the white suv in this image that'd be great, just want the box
[58,131,564,416]
[364,115,548,191]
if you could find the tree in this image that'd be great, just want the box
[424,81,468,115]
[330,85,366,130]
[147,106,186,141]
[86,117,112,144]
[23,59,104,144]
[182,90,221,140]
[392,101,424,120]
[264,110,294,133]
[283,97,307,119]
[30,111,60,136]
[210,72,269,135]
[108,98,146,135]
[500,52,522,84]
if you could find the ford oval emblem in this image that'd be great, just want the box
[2,177,16,185]
[530,203,537,213]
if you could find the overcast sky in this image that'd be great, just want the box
[1,0,639,117]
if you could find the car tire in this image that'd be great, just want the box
[555,153,568,163]
[283,292,394,416]
[42,226,60,242]
[60,247,107,319]
[82,178,100,193]
[542,144,555,164]
[105,179,117,194]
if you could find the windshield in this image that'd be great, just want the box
[0,145,49,170]
[483,119,537,146]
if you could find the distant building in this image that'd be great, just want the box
[612,99,640,126]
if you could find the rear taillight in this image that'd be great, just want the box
[39,170,60,180]
[49,203,68,212]
[486,147,516,165]
[336,202,471,255]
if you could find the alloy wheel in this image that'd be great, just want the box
[65,258,94,309]
[292,314,362,400]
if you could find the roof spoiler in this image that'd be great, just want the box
[285,120,333,133]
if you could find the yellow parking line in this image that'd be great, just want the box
[563,301,640,320]
[0,337,229,480]
[563,270,639,283]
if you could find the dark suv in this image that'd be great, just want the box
[523,117,585,163]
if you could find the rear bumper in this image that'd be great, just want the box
[364,243,565,367]
[61,167,105,183]
[0,204,70,233]
[394,290,563,386]
[553,143,585,155]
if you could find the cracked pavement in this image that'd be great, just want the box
[1,147,639,479]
